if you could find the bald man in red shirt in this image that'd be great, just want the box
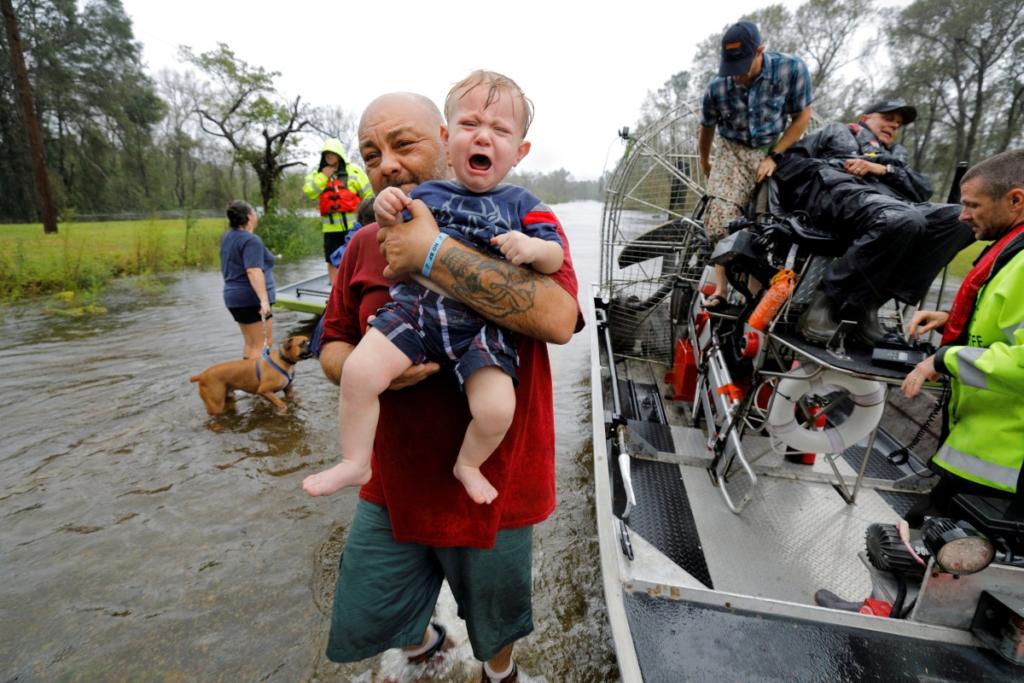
[310,92,582,683]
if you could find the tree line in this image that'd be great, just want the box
[5,1,1019,225]
[634,0,1024,194]
[506,169,603,204]
[0,0,351,223]
[0,0,603,225]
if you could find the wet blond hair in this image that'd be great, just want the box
[444,70,535,138]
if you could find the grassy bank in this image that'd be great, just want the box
[0,212,983,304]
[948,240,984,278]
[0,213,321,302]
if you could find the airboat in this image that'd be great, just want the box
[275,273,331,315]
[591,104,1024,680]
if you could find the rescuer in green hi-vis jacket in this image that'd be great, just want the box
[303,138,374,283]
[902,148,1024,516]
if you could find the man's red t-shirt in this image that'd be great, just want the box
[321,223,581,548]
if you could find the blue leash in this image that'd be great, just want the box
[255,311,293,388]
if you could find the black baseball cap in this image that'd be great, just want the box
[862,99,918,125]
[719,21,762,77]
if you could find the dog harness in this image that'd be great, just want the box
[257,347,295,389]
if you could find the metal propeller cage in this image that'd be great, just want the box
[599,102,712,363]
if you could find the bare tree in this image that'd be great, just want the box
[887,0,1024,166]
[794,0,878,115]
[309,105,359,160]
[992,37,1024,153]
[156,69,204,209]
[183,43,313,212]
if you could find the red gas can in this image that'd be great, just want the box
[665,338,697,401]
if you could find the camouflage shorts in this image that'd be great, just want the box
[703,137,765,242]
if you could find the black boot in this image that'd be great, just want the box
[799,290,841,344]
[855,307,886,346]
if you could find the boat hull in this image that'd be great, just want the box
[588,290,1021,681]
[275,274,331,315]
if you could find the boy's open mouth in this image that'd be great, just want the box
[469,154,492,171]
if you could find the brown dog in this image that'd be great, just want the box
[190,336,312,415]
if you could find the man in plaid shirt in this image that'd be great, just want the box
[698,20,813,307]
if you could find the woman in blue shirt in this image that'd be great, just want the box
[220,200,276,358]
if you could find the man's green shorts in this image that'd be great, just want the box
[325,499,535,663]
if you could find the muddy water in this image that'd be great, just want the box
[0,201,616,682]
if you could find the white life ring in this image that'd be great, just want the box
[766,369,886,454]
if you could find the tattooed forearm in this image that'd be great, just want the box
[439,246,551,320]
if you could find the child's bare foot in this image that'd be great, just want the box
[303,460,372,497]
[453,464,498,504]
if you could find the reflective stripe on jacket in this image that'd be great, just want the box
[303,162,374,233]
[933,248,1024,492]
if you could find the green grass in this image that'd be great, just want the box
[947,240,984,278]
[0,213,320,302]
[1,213,980,303]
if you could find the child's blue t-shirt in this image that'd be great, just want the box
[409,181,562,259]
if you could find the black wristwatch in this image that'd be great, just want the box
[768,151,783,164]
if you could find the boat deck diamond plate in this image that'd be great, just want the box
[626,458,714,588]
[681,462,905,605]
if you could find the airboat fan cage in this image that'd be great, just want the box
[599,101,712,363]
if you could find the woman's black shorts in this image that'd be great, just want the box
[228,306,273,324]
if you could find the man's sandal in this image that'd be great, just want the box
[406,622,450,664]
[480,661,519,683]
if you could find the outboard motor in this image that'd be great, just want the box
[866,522,929,580]
[861,503,1024,666]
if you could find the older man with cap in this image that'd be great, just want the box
[774,98,976,344]
[698,20,814,307]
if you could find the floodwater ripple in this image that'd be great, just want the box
[0,201,616,682]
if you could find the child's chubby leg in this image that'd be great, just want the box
[302,328,413,497]
[455,366,516,505]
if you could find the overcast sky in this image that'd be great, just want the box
[120,0,876,180]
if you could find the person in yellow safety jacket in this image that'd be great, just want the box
[902,149,1024,519]
[303,138,374,282]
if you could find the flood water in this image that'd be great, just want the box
[0,201,617,682]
